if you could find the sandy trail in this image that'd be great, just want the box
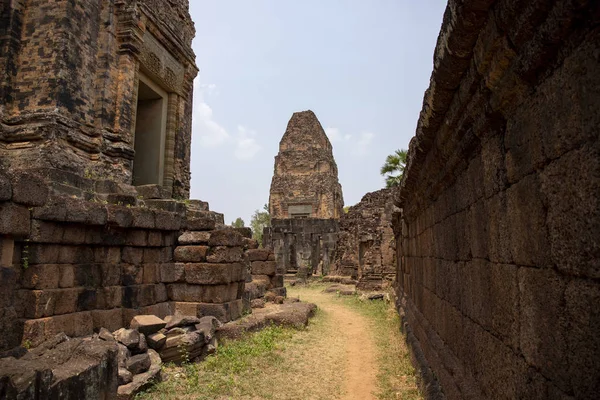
[288,288,378,400]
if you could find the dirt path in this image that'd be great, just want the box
[287,286,378,400]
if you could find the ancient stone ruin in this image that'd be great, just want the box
[393,0,600,398]
[332,188,396,290]
[0,1,285,398]
[264,110,343,278]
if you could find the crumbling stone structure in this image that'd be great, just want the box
[333,188,396,290]
[0,0,197,199]
[265,111,343,276]
[394,1,600,399]
[0,170,248,352]
[0,0,253,359]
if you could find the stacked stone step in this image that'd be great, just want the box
[171,225,247,323]
[247,248,286,297]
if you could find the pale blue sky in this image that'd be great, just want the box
[188,1,446,225]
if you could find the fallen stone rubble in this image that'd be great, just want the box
[0,312,225,400]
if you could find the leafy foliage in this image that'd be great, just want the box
[231,217,245,228]
[250,204,270,245]
[380,149,408,188]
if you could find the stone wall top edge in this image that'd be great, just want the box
[396,0,493,207]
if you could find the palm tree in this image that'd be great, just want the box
[380,149,408,188]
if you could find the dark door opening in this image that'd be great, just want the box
[133,75,167,186]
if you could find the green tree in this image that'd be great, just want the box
[250,204,271,245]
[231,217,245,228]
[380,149,408,188]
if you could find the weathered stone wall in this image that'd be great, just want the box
[394,1,599,399]
[265,219,338,276]
[0,0,198,198]
[333,188,396,289]
[0,170,247,352]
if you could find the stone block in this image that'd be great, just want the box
[251,261,276,275]
[519,267,569,392]
[252,274,273,289]
[29,220,64,244]
[73,264,103,288]
[136,185,163,200]
[0,203,30,236]
[10,172,48,206]
[167,282,239,303]
[100,263,121,287]
[147,231,162,247]
[154,210,182,231]
[122,246,143,265]
[122,285,156,308]
[0,172,11,201]
[540,144,600,278]
[159,263,185,283]
[96,286,123,310]
[247,248,270,261]
[20,264,60,289]
[126,230,148,247]
[21,311,94,348]
[565,279,600,398]
[506,174,549,267]
[184,263,243,285]
[244,238,259,250]
[178,231,211,245]
[270,274,284,288]
[0,238,14,268]
[31,195,68,221]
[0,267,17,309]
[19,290,55,318]
[170,301,201,318]
[23,244,62,265]
[106,205,134,228]
[160,247,173,263]
[486,192,513,264]
[95,246,122,264]
[142,264,159,284]
[185,215,216,231]
[131,208,155,229]
[206,246,243,263]
[122,264,143,286]
[0,336,118,399]
[154,283,168,303]
[56,245,94,264]
[62,224,87,245]
[208,229,245,247]
[233,227,252,238]
[92,308,124,333]
[130,315,167,336]
[174,246,208,262]
[140,302,172,320]
[64,198,108,226]
[0,307,22,351]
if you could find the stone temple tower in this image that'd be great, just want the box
[265,110,344,277]
[0,0,198,199]
[269,110,344,219]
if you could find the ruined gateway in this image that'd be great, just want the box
[264,110,343,277]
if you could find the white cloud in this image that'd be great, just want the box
[352,131,375,156]
[325,127,352,142]
[199,83,218,96]
[192,79,260,159]
[234,125,261,160]
[194,101,230,147]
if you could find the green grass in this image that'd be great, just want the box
[136,325,296,400]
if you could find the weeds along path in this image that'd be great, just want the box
[139,284,420,400]
[288,286,378,400]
